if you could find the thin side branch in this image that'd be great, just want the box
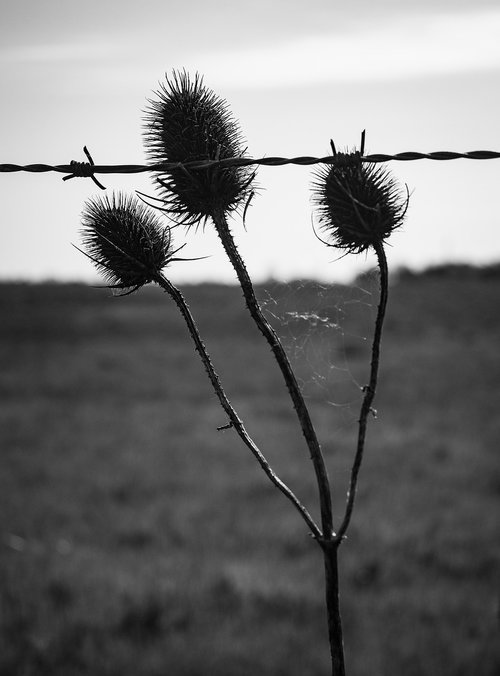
[335,242,389,542]
[212,212,334,540]
[154,272,322,539]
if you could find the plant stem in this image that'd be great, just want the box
[212,212,334,540]
[320,243,388,676]
[323,543,346,676]
[336,242,389,542]
[153,272,322,539]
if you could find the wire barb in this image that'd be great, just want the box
[62,146,106,190]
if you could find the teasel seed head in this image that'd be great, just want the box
[312,152,408,254]
[79,192,176,293]
[143,70,256,227]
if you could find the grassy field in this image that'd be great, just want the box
[0,268,499,675]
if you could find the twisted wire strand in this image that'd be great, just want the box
[0,150,499,183]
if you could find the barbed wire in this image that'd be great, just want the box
[1,149,499,191]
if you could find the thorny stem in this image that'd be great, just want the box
[154,272,322,539]
[335,242,389,542]
[319,243,388,676]
[323,544,345,676]
[212,212,334,541]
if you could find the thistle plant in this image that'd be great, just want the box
[78,193,180,294]
[78,72,409,676]
[79,192,319,537]
[312,139,408,256]
[143,70,333,549]
[311,141,408,543]
[143,70,255,227]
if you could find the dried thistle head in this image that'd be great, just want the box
[143,70,255,227]
[80,192,176,293]
[312,153,408,254]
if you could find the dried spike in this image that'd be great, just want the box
[312,150,409,254]
[143,70,257,228]
[79,192,176,291]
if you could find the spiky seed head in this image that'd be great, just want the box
[143,70,255,227]
[80,192,174,290]
[312,153,408,254]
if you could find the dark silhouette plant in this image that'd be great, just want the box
[78,71,409,676]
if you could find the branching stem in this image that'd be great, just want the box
[212,212,334,540]
[153,272,322,539]
[335,242,389,542]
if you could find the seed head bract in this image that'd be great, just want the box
[80,192,175,292]
[143,70,256,227]
[312,153,408,254]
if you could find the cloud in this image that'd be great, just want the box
[0,40,118,64]
[181,9,500,89]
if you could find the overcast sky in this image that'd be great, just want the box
[1,0,499,284]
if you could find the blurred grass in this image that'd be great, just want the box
[0,269,499,675]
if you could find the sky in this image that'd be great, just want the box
[1,0,499,285]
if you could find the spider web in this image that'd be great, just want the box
[259,270,380,432]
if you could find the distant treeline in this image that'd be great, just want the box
[1,261,500,291]
[393,261,500,280]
